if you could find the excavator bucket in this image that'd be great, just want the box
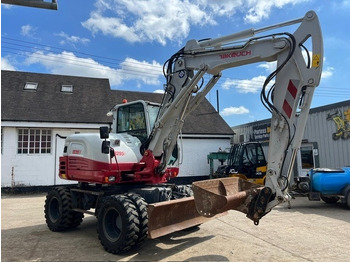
[192,177,271,224]
[147,196,225,239]
[147,177,271,238]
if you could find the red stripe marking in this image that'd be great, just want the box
[288,80,297,98]
[283,100,292,118]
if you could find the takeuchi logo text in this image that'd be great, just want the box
[220,50,252,59]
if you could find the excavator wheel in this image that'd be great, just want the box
[97,195,140,254]
[124,193,148,245]
[44,187,84,231]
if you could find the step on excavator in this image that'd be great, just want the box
[44,10,323,254]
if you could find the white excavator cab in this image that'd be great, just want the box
[106,99,180,169]
[109,100,160,142]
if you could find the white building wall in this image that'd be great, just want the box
[1,125,99,187]
[2,126,54,186]
[179,137,231,177]
[2,127,20,186]
[1,124,232,187]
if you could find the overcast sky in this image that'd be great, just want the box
[2,0,350,126]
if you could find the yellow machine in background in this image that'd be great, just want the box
[214,142,267,185]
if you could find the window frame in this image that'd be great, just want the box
[61,84,73,93]
[24,82,38,91]
[17,128,52,155]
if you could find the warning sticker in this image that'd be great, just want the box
[312,54,321,67]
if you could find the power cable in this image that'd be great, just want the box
[2,36,348,97]
[2,49,164,79]
[2,36,163,73]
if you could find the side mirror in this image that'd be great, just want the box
[100,126,109,139]
[101,140,110,154]
[100,126,110,154]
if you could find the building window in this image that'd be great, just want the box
[24,82,38,91]
[61,84,73,93]
[239,134,244,143]
[17,129,52,154]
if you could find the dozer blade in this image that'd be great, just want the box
[192,177,272,224]
[147,196,225,239]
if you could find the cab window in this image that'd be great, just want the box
[117,103,147,142]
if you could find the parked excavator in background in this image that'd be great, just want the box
[44,10,323,254]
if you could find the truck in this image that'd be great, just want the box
[292,167,350,208]
[44,10,324,253]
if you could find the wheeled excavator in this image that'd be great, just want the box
[44,10,323,254]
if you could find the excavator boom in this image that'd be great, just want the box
[147,10,323,238]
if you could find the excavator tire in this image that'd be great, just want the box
[44,187,84,231]
[124,193,148,245]
[97,195,140,254]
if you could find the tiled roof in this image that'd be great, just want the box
[1,70,234,135]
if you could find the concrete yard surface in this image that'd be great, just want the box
[1,193,350,261]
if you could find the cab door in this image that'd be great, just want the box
[297,143,318,176]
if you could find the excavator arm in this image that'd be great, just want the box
[148,10,323,235]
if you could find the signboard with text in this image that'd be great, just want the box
[253,124,271,142]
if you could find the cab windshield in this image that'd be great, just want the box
[116,102,160,143]
[117,103,147,142]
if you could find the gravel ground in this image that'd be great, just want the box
[2,193,350,261]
